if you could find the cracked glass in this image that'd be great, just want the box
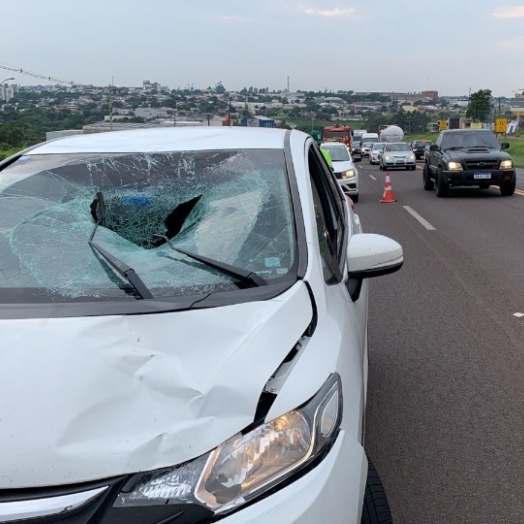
[0,149,297,304]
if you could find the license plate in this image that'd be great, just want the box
[474,173,491,179]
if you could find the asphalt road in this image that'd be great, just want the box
[355,159,524,523]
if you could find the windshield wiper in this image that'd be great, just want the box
[154,234,267,288]
[89,192,154,300]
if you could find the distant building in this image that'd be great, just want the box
[135,107,169,120]
[240,115,275,128]
[0,83,20,102]
[421,90,439,100]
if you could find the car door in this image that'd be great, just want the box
[429,132,444,172]
[306,142,368,441]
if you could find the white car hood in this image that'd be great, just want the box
[0,283,312,488]
[332,160,354,173]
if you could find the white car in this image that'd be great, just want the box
[369,142,386,165]
[0,127,402,524]
[320,141,360,202]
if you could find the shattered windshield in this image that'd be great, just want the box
[0,149,297,304]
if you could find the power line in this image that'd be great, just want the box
[0,61,74,85]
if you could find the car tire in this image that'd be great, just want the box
[500,178,516,196]
[361,460,393,524]
[423,164,434,190]
[351,194,359,203]
[478,183,490,189]
[435,168,449,198]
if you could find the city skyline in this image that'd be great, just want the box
[3,0,524,97]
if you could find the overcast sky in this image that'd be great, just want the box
[3,0,524,97]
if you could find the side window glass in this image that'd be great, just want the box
[436,133,444,147]
[310,180,337,284]
[307,144,346,283]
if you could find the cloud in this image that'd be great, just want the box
[497,36,524,49]
[493,6,524,18]
[300,6,356,17]
[212,15,252,23]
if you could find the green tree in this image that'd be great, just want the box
[466,89,492,122]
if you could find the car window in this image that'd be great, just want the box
[321,145,350,162]
[385,143,410,151]
[0,149,298,303]
[308,144,347,283]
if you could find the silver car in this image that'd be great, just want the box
[379,142,416,171]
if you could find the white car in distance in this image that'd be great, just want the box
[369,142,386,165]
[320,141,360,202]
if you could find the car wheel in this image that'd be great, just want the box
[423,163,434,190]
[478,183,490,189]
[435,168,449,198]
[500,178,516,196]
[361,460,393,524]
[351,193,359,203]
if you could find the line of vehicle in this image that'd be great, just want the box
[403,206,437,231]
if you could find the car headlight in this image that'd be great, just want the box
[409,154,415,160]
[384,155,392,160]
[500,159,513,170]
[342,169,356,179]
[114,374,342,516]
[447,161,462,171]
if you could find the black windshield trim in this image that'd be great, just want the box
[0,281,295,319]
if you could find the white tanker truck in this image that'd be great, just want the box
[379,125,404,143]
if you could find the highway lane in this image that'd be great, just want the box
[354,159,524,523]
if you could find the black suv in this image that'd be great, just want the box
[410,140,428,160]
[351,140,362,162]
[423,129,516,197]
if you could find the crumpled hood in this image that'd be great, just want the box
[0,283,312,488]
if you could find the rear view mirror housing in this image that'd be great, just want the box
[501,142,510,150]
[347,233,403,279]
[430,144,439,151]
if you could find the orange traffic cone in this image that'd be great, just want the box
[380,173,397,203]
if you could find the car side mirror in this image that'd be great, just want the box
[430,144,439,151]
[347,233,403,279]
[346,233,403,301]
[501,142,510,150]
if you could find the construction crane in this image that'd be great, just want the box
[0,61,73,85]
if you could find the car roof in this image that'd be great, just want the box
[27,127,293,155]
[320,141,347,148]
[442,129,491,133]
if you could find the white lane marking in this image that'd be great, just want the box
[369,174,377,181]
[403,205,436,231]
[514,312,524,318]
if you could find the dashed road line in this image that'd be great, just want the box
[515,188,524,197]
[403,205,436,231]
[369,174,377,181]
